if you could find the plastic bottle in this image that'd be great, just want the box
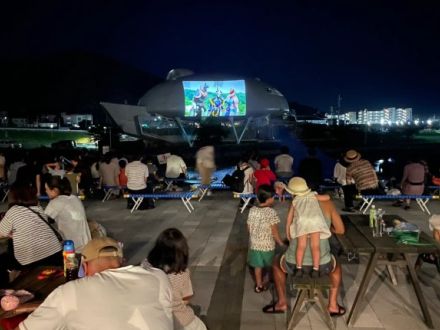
[63,240,78,281]
[377,208,383,236]
[369,205,376,229]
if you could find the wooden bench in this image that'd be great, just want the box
[287,275,334,330]
[124,191,195,213]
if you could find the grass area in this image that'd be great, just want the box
[413,132,440,143]
[0,129,92,149]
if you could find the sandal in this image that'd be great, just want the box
[262,303,286,314]
[254,285,266,293]
[329,304,346,317]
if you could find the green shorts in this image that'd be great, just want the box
[248,249,275,268]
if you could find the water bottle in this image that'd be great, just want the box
[369,205,376,229]
[63,240,78,281]
[377,208,383,237]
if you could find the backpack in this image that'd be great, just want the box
[222,166,249,192]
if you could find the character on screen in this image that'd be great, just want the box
[224,89,239,116]
[207,89,224,117]
[190,83,209,116]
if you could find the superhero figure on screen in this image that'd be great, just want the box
[224,89,239,116]
[190,83,209,116]
[207,89,224,117]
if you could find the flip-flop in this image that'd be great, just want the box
[262,303,285,314]
[329,304,346,317]
[254,285,268,293]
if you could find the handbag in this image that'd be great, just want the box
[26,207,64,242]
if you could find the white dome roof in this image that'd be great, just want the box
[138,73,288,118]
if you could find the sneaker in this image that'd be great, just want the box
[342,207,355,213]
[206,190,213,197]
[310,269,320,278]
[294,268,304,278]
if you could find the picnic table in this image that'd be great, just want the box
[336,214,439,328]
[0,266,65,320]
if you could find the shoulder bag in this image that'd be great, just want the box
[26,207,64,242]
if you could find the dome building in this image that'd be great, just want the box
[101,69,289,145]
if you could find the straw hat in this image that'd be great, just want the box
[285,177,311,196]
[344,149,361,163]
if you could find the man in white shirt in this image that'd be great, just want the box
[17,237,173,330]
[125,156,153,209]
[274,146,294,178]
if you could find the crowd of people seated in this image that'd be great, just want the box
[0,144,439,330]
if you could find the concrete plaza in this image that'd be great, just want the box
[41,190,440,329]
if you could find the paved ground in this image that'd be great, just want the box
[19,190,440,330]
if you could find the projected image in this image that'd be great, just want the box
[183,80,246,117]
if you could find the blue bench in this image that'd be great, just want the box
[124,191,196,213]
[102,185,126,202]
[359,194,439,215]
[196,183,230,201]
[233,192,293,213]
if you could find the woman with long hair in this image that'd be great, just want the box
[144,228,207,330]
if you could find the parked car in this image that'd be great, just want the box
[0,140,23,149]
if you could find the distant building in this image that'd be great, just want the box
[330,107,413,125]
[11,118,28,127]
[61,113,93,127]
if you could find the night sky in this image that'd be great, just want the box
[1,1,439,115]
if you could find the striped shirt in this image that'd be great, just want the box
[0,205,62,265]
[346,159,378,191]
[125,161,149,190]
[167,269,196,327]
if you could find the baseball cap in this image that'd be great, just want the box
[81,237,123,261]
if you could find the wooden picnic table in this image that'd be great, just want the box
[0,266,65,319]
[336,214,439,329]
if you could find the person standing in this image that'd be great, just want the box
[247,185,285,292]
[17,237,173,330]
[196,146,215,196]
[344,150,379,211]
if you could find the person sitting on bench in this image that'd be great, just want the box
[262,177,346,317]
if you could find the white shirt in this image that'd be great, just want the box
[45,195,91,252]
[165,155,187,179]
[196,146,215,169]
[20,265,173,330]
[333,162,347,185]
[274,154,294,173]
[126,161,149,190]
[241,163,255,193]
